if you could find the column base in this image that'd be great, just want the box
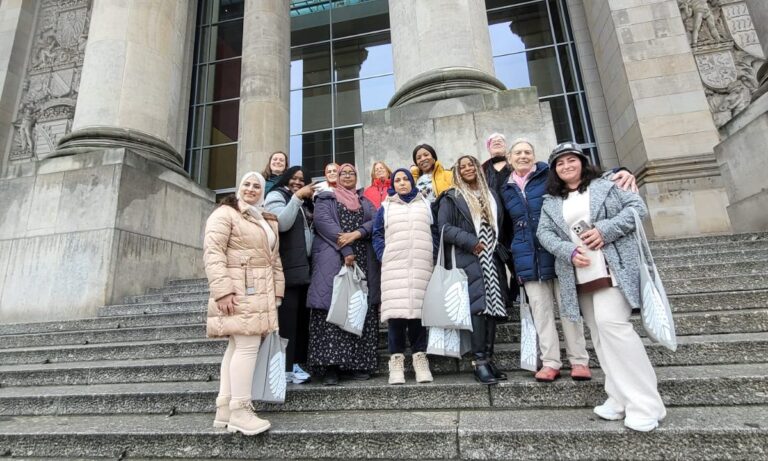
[388,67,506,107]
[0,149,214,323]
[53,127,187,175]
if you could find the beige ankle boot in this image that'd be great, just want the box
[412,352,433,383]
[213,396,230,428]
[388,353,405,385]
[227,399,271,435]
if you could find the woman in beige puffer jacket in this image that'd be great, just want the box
[204,171,284,437]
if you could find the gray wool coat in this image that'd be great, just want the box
[536,178,647,321]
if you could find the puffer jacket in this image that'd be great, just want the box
[372,194,437,321]
[264,188,312,287]
[437,189,509,315]
[500,161,556,283]
[204,204,285,337]
[537,178,647,321]
[410,161,454,198]
[306,190,381,310]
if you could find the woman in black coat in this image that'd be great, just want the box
[437,155,509,385]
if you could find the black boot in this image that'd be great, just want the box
[472,353,498,385]
[485,318,507,380]
[322,367,338,386]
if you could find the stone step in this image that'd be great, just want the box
[0,312,204,336]
[650,239,768,257]
[0,356,221,388]
[648,232,767,249]
[102,284,768,318]
[654,248,768,266]
[0,331,765,370]
[0,363,765,416]
[0,406,765,459]
[4,307,766,351]
[659,260,768,279]
[0,323,206,349]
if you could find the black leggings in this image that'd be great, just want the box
[278,284,310,371]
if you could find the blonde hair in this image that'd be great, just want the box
[452,155,494,226]
[369,161,392,183]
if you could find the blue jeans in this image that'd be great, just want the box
[387,319,427,354]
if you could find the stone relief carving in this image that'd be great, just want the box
[679,0,766,126]
[10,0,91,161]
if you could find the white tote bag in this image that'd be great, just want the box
[631,208,677,352]
[422,228,473,331]
[426,327,472,358]
[326,262,369,336]
[519,287,542,372]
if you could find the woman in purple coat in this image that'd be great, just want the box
[306,163,381,386]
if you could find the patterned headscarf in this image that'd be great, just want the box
[387,168,419,203]
[335,163,361,211]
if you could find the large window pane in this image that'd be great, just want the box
[494,47,562,96]
[558,45,577,93]
[290,86,332,134]
[334,75,394,126]
[488,2,553,56]
[200,59,242,102]
[486,0,537,10]
[333,33,392,81]
[568,94,586,144]
[331,0,389,38]
[199,101,239,146]
[542,95,571,142]
[202,0,245,25]
[548,0,566,43]
[204,144,238,190]
[334,128,356,167]
[291,43,332,89]
[295,130,333,179]
[201,20,243,62]
[291,2,330,45]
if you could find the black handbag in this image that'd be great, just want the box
[495,242,512,263]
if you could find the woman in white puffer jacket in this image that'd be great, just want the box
[372,168,438,385]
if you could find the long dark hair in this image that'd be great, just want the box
[274,165,305,190]
[545,157,603,198]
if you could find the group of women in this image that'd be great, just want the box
[203,136,666,436]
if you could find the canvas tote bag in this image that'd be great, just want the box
[630,208,677,352]
[326,262,369,336]
[422,228,472,331]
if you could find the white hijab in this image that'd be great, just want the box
[236,171,276,249]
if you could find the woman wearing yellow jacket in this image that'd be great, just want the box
[410,143,453,202]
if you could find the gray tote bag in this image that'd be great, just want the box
[422,228,473,331]
[426,327,472,358]
[326,262,369,337]
[252,330,289,403]
[631,208,677,352]
[519,287,542,372]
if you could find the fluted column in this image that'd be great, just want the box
[55,0,191,173]
[388,0,505,106]
[237,0,290,177]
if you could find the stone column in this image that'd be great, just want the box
[388,0,506,106]
[581,0,730,237]
[237,0,290,177]
[54,0,191,173]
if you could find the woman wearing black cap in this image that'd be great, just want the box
[536,142,666,432]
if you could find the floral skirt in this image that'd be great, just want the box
[307,304,380,373]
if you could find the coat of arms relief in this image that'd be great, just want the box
[10,0,91,161]
[679,0,766,127]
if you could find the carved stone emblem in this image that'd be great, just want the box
[679,0,766,126]
[10,0,91,161]
[720,1,765,58]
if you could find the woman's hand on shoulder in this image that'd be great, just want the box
[216,293,238,316]
[611,170,638,193]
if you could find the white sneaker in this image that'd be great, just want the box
[285,371,295,384]
[293,364,311,382]
[624,415,659,432]
[593,402,625,421]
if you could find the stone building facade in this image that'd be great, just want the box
[0,0,765,323]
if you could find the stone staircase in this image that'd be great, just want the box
[1,233,767,459]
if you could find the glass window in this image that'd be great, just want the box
[204,144,238,190]
[202,0,245,25]
[494,47,562,96]
[291,3,330,45]
[331,0,389,38]
[291,43,332,88]
[488,2,553,56]
[333,33,392,81]
[542,95,569,142]
[334,128,356,166]
[290,86,333,134]
[198,100,239,147]
[334,75,393,126]
[199,59,242,102]
[200,20,243,63]
[557,44,577,93]
[295,130,333,179]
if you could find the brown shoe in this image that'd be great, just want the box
[534,366,561,382]
[570,364,592,381]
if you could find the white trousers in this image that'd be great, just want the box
[580,287,666,421]
[218,335,262,403]
[524,279,589,369]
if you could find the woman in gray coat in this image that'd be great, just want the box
[536,142,666,433]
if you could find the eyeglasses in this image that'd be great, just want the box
[339,172,356,178]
